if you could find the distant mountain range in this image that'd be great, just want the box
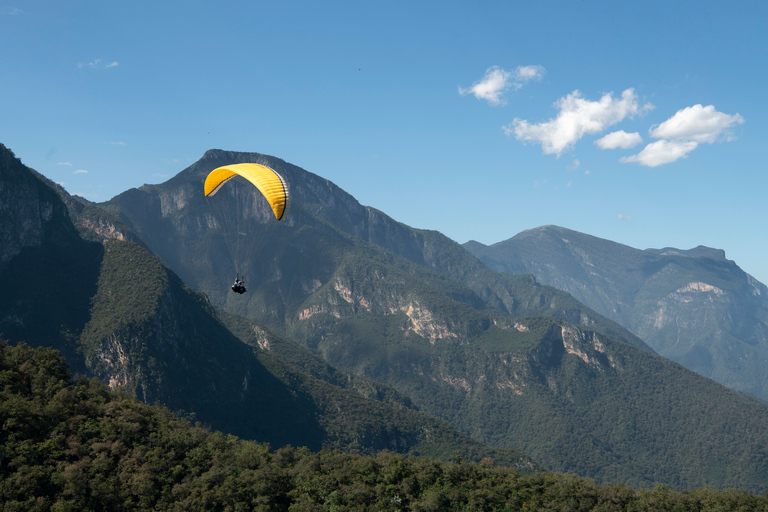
[4,143,768,490]
[464,225,768,401]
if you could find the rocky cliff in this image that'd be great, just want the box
[0,144,80,265]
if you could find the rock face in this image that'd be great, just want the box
[465,225,768,400]
[0,144,78,265]
[0,144,102,370]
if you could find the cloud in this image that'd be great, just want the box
[57,162,73,166]
[512,65,545,88]
[2,7,22,15]
[620,140,698,167]
[110,141,127,146]
[621,104,743,167]
[73,169,88,174]
[459,64,545,106]
[505,88,652,156]
[595,130,643,150]
[567,158,581,171]
[649,104,743,143]
[79,58,119,69]
[459,66,512,106]
[617,213,632,222]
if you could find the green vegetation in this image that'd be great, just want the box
[70,241,533,466]
[316,308,768,491]
[4,341,768,512]
[219,311,537,468]
[79,239,171,357]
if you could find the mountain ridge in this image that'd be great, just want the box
[464,224,768,401]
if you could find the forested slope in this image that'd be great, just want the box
[3,341,767,512]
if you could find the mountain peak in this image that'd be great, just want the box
[201,148,250,161]
[463,240,487,251]
[521,225,568,235]
[646,245,727,260]
[0,142,18,161]
[507,225,584,243]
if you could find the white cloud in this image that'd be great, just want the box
[79,58,119,69]
[110,141,127,146]
[459,64,545,106]
[459,66,512,106]
[505,88,652,156]
[617,213,632,222]
[621,104,743,167]
[73,169,88,174]
[512,65,545,89]
[620,139,698,167]
[595,130,643,150]
[649,104,743,143]
[57,162,73,166]
[2,7,22,15]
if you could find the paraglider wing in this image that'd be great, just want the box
[204,163,289,221]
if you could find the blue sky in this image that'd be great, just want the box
[3,1,767,283]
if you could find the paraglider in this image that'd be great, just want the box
[204,163,290,294]
[231,275,246,294]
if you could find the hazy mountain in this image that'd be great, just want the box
[0,142,535,466]
[97,148,768,490]
[464,225,768,401]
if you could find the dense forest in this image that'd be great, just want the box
[3,340,767,511]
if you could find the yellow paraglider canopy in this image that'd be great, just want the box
[204,163,289,221]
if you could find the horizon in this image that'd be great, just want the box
[2,1,766,284]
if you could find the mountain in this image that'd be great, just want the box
[99,148,768,490]
[464,225,768,401]
[0,143,100,370]
[0,142,535,466]
[103,149,651,353]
